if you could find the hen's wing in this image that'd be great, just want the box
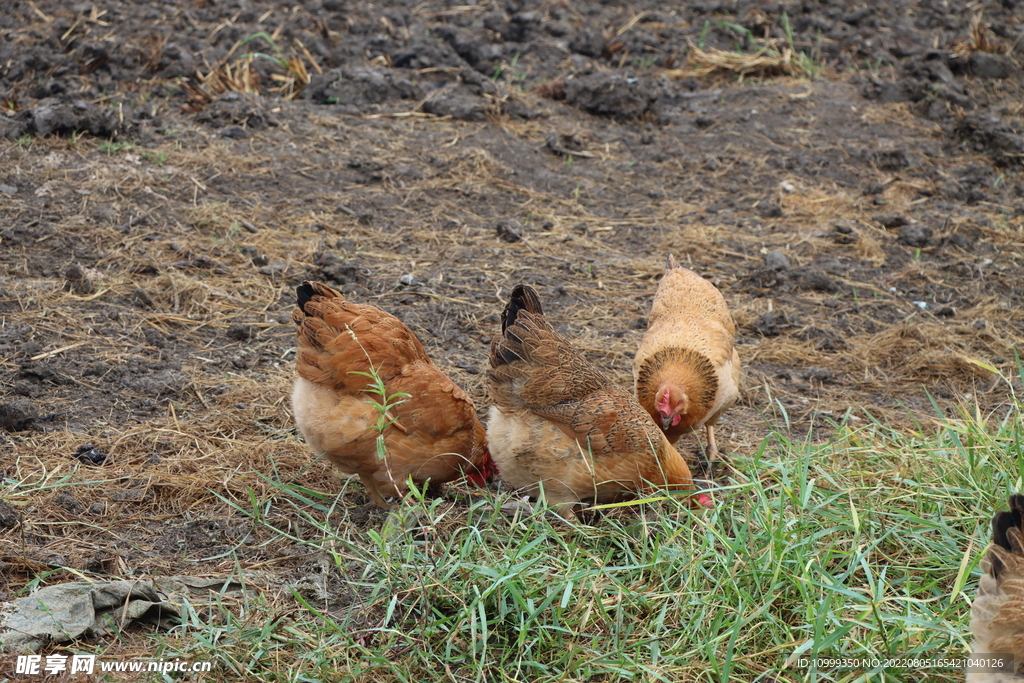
[293,281,431,393]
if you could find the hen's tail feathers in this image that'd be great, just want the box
[990,494,1024,579]
[296,281,343,315]
[666,254,680,270]
[501,284,544,332]
[493,285,544,367]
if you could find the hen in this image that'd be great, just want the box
[487,284,712,520]
[291,281,495,507]
[633,255,741,460]
[969,495,1024,682]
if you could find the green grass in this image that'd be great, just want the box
[142,396,1023,682]
[98,140,134,154]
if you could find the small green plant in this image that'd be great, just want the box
[140,149,168,166]
[240,31,287,68]
[352,364,409,459]
[697,19,711,49]
[98,140,133,154]
[16,134,32,149]
[346,328,411,496]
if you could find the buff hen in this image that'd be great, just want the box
[291,281,495,507]
[633,255,741,460]
[487,284,711,521]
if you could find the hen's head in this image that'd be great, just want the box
[655,386,689,430]
[466,450,498,487]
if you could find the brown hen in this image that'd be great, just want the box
[487,284,712,520]
[633,255,741,460]
[969,495,1024,681]
[291,281,494,507]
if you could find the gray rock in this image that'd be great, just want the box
[764,250,791,271]
[898,224,933,247]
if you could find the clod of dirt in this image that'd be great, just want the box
[753,311,798,336]
[28,96,129,138]
[219,125,250,139]
[898,224,933,247]
[422,86,488,121]
[947,233,976,251]
[304,66,424,110]
[569,29,606,58]
[873,214,912,229]
[130,288,154,308]
[796,326,845,351]
[75,444,107,466]
[496,220,524,243]
[763,250,790,271]
[226,323,255,341]
[799,367,836,383]
[833,224,857,245]
[797,270,840,293]
[935,306,956,318]
[195,92,277,130]
[564,73,659,119]
[694,115,716,129]
[0,500,19,528]
[111,488,147,502]
[545,131,589,157]
[63,263,96,295]
[55,492,86,514]
[957,112,1024,166]
[951,52,1018,80]
[0,398,37,432]
[315,253,369,285]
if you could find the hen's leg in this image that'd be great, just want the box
[358,474,391,508]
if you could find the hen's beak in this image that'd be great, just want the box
[661,414,673,430]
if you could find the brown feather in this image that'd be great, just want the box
[488,284,705,520]
[291,281,494,506]
[969,495,1024,681]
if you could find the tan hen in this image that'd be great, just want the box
[487,284,712,520]
[633,255,741,460]
[291,281,495,507]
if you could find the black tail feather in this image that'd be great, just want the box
[296,281,318,314]
[501,284,544,332]
[990,494,1024,578]
[491,285,544,368]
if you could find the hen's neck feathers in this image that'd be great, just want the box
[636,347,718,415]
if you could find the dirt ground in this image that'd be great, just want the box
[2,0,1024,661]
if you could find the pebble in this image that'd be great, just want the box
[226,323,255,341]
[898,224,932,247]
[764,250,790,271]
[0,184,17,194]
